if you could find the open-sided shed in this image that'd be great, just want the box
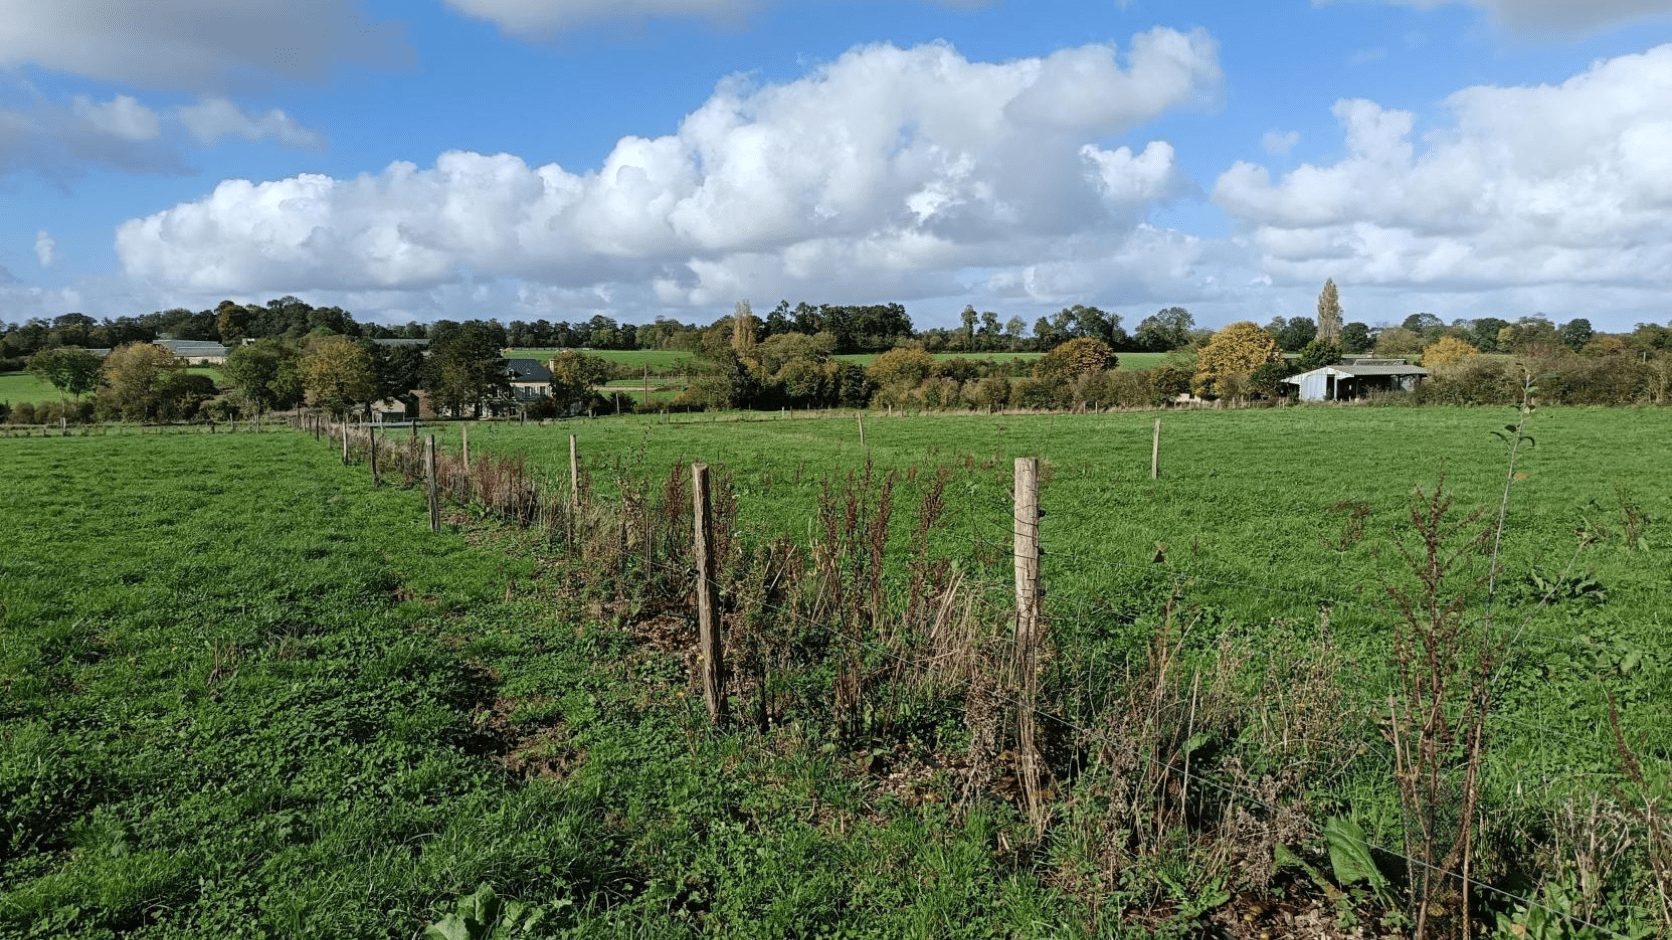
[1283,359,1428,401]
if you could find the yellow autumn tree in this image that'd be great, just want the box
[1033,337,1117,384]
[299,335,378,416]
[1422,336,1481,368]
[1193,321,1282,398]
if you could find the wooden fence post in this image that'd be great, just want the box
[341,421,349,465]
[857,411,865,447]
[1013,457,1045,829]
[369,428,380,487]
[1152,418,1162,481]
[568,434,579,509]
[426,434,440,533]
[643,364,650,406]
[462,424,471,495]
[692,462,725,726]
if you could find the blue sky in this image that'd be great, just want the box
[2,0,1671,332]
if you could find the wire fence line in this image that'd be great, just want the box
[296,418,1661,937]
[509,532,1640,940]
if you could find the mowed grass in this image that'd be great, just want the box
[437,405,1672,802]
[0,367,225,408]
[0,433,1081,939]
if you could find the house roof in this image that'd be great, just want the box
[372,338,430,347]
[503,358,552,383]
[1282,362,1429,383]
[154,339,228,357]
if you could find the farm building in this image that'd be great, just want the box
[153,338,229,364]
[1283,359,1428,402]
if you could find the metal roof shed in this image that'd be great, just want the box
[1283,360,1429,401]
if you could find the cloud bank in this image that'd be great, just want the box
[1214,43,1672,293]
[116,31,1221,309]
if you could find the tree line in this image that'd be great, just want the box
[6,282,1672,423]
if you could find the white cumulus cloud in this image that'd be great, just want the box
[34,230,55,267]
[1212,43,1672,292]
[117,32,1220,311]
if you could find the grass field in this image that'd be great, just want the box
[8,406,1671,935]
[0,368,225,407]
[2,434,1091,938]
[434,405,1672,805]
[504,349,693,371]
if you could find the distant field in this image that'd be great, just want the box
[0,366,224,406]
[504,349,693,370]
[508,348,1170,373]
[833,351,1043,366]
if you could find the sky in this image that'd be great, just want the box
[2,0,1671,333]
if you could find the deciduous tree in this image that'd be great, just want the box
[27,346,103,399]
[1193,322,1282,398]
[299,335,377,417]
[867,348,937,389]
[1421,336,1481,368]
[424,323,510,416]
[1296,339,1341,372]
[1316,279,1343,345]
[1033,337,1116,384]
[99,342,186,420]
[223,339,302,415]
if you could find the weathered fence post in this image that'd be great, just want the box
[426,434,440,533]
[643,364,650,406]
[1152,418,1162,481]
[692,462,725,726]
[568,433,579,509]
[857,411,865,447]
[1013,456,1045,829]
[341,421,349,465]
[370,428,380,487]
[461,424,471,497]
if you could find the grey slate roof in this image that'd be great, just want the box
[154,339,229,357]
[504,358,552,383]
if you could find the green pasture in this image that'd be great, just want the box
[503,349,692,371]
[438,404,1672,806]
[8,405,1672,935]
[0,367,225,408]
[0,434,1075,938]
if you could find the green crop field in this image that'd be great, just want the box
[0,367,225,408]
[8,405,1671,936]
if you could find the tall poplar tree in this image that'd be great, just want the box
[1316,278,1343,345]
